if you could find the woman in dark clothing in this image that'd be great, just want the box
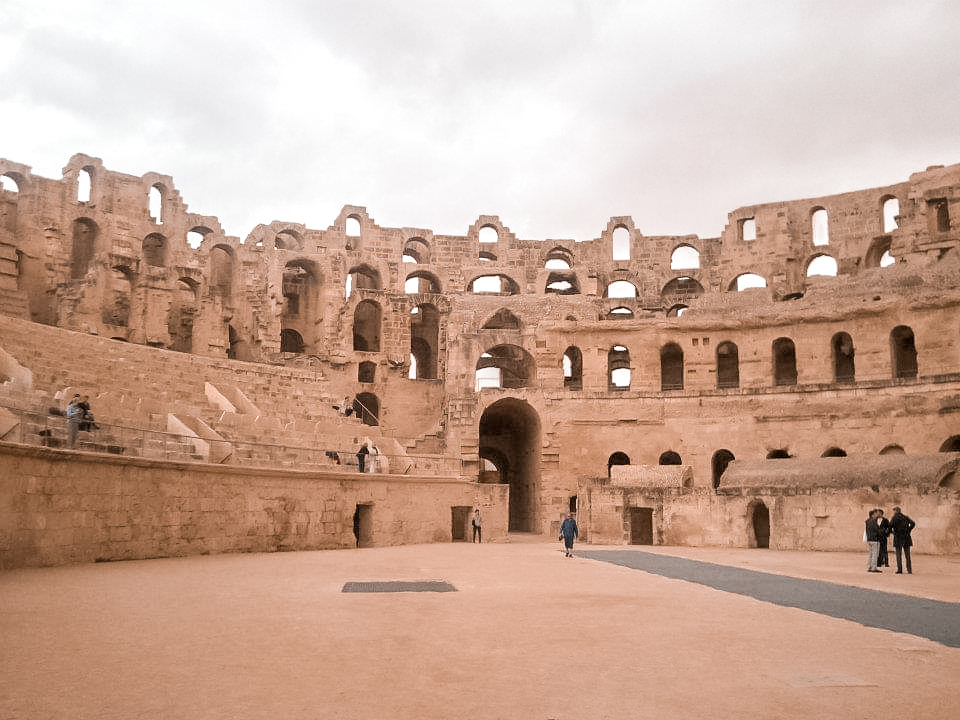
[876,509,891,568]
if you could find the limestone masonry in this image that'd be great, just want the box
[1,153,959,567]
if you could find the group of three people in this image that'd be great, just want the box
[865,506,915,574]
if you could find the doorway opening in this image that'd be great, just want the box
[629,507,654,545]
[479,398,541,532]
[354,504,373,548]
[451,506,471,542]
[748,500,770,548]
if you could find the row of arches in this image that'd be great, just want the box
[474,327,920,393]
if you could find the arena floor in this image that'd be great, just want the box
[2,539,959,719]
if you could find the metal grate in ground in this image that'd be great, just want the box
[341,580,457,593]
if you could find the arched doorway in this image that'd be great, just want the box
[748,500,770,548]
[479,398,541,533]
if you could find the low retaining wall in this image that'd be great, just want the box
[0,442,508,569]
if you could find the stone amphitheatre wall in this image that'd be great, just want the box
[0,442,508,570]
[2,152,960,552]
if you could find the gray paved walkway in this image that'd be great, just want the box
[581,549,960,647]
[2,541,959,720]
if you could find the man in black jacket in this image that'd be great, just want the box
[889,506,916,574]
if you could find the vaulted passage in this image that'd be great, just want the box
[479,398,541,532]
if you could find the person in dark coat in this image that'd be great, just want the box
[876,509,891,568]
[889,506,916,574]
[560,513,579,558]
[865,509,884,572]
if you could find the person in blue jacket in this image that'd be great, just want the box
[560,513,579,558]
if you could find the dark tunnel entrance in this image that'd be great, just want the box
[478,398,541,533]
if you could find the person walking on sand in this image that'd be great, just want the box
[560,512,579,558]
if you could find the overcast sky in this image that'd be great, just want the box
[2,0,959,242]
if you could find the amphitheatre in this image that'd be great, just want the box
[1,152,960,565]
[3,153,960,719]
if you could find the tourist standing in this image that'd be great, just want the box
[560,513,579,558]
[889,506,916,574]
[865,509,883,572]
[64,394,84,447]
[876,509,891,568]
[471,509,483,543]
[356,443,368,472]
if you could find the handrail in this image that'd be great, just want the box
[0,403,461,476]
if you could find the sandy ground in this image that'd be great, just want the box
[2,540,959,720]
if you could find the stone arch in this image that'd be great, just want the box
[282,260,320,353]
[717,341,739,388]
[353,300,382,352]
[865,235,895,268]
[209,245,234,297]
[347,264,381,296]
[747,499,771,548]
[712,449,735,489]
[563,346,582,391]
[608,451,630,478]
[476,344,537,389]
[670,244,700,270]
[881,195,900,232]
[470,274,519,295]
[410,303,440,380]
[939,436,960,452]
[822,446,847,457]
[879,444,905,455]
[612,225,631,260]
[545,271,580,294]
[149,183,165,224]
[71,218,98,279]
[482,308,521,330]
[729,273,767,291]
[832,332,855,383]
[767,448,791,459]
[659,450,682,465]
[606,280,637,298]
[773,337,798,386]
[661,276,704,307]
[891,325,918,379]
[806,254,837,277]
[403,236,430,264]
[479,398,541,532]
[143,233,166,267]
[275,229,303,251]
[660,342,684,390]
[280,328,305,353]
[606,307,634,320]
[404,270,441,294]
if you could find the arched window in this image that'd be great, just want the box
[832,332,855,383]
[712,449,735,489]
[717,341,739,388]
[1,174,20,193]
[612,226,630,260]
[812,208,829,246]
[806,255,837,277]
[280,329,305,353]
[822,447,847,457]
[882,196,900,232]
[403,237,430,264]
[167,278,197,353]
[475,345,536,389]
[346,216,362,237]
[482,308,521,329]
[772,337,797,386]
[410,304,439,379]
[660,343,684,390]
[102,267,133,327]
[471,275,519,295]
[354,391,379,426]
[608,345,631,390]
[353,300,382,352]
[659,451,682,465]
[149,184,164,224]
[606,307,634,319]
[740,218,757,241]
[77,168,92,203]
[928,199,950,233]
[891,325,918,379]
[607,280,637,298]
[405,271,441,294]
[563,346,583,390]
[670,245,700,270]
[731,273,767,291]
[607,451,630,478]
[478,225,498,244]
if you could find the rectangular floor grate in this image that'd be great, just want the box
[342,580,457,593]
